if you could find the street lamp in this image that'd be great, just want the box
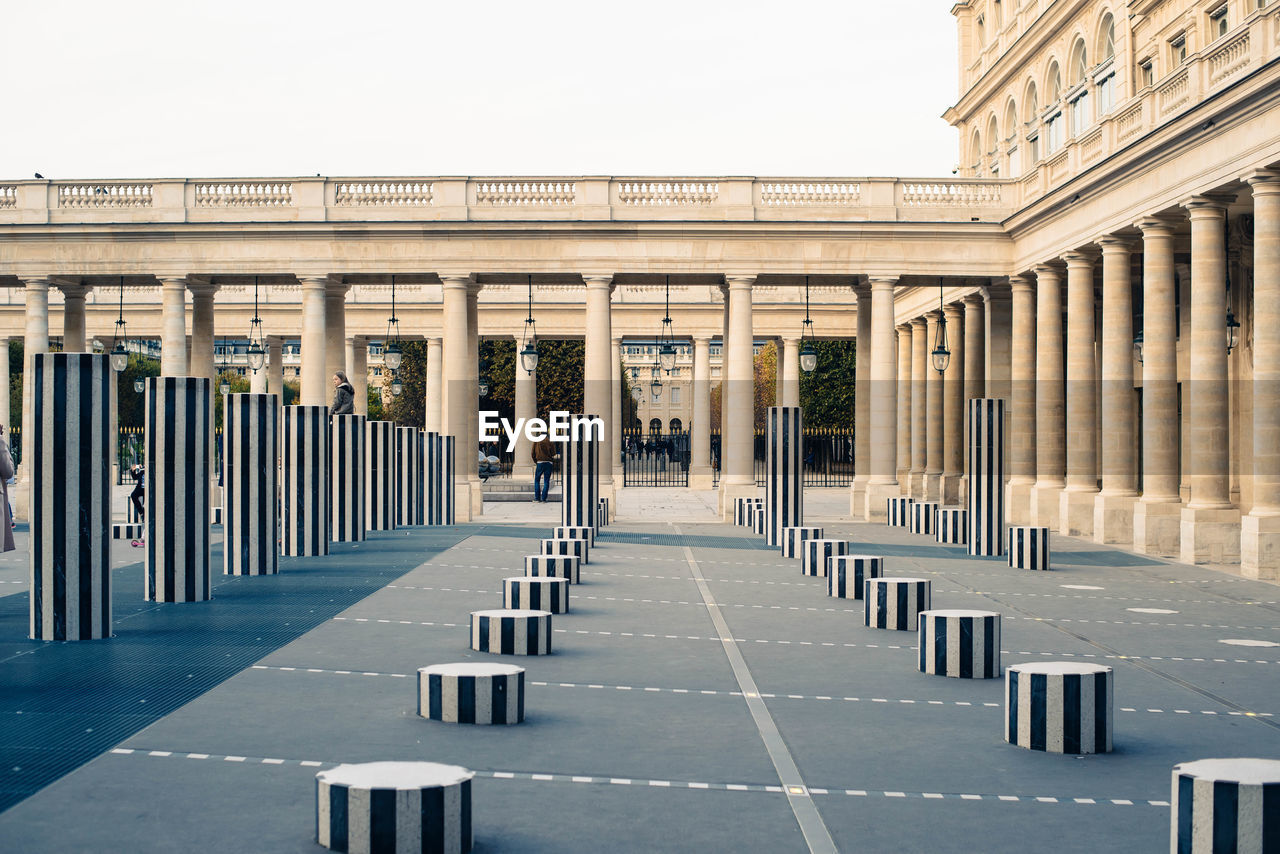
[1227,306,1241,354]
[390,373,403,397]
[133,379,144,393]
[110,277,129,372]
[383,275,403,371]
[931,281,951,375]
[799,276,817,373]
[220,382,231,395]
[650,367,663,398]
[1133,329,1144,364]
[246,275,266,373]
[658,276,676,373]
[520,275,539,374]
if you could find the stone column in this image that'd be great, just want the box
[347,337,368,416]
[1061,251,1099,537]
[324,282,348,389]
[924,312,944,501]
[719,285,731,491]
[512,343,536,481]
[267,337,284,405]
[1031,265,1065,529]
[864,277,901,521]
[425,337,443,433]
[691,335,713,488]
[1094,236,1139,544]
[962,294,986,504]
[1006,276,1035,524]
[720,275,756,516]
[583,275,615,507]
[250,361,267,394]
[1244,173,1280,578]
[189,283,218,383]
[1181,196,1240,564]
[17,277,49,516]
[895,324,912,490]
[60,284,89,352]
[984,286,1011,400]
[851,283,872,514]
[611,336,623,487]
[909,317,928,498]
[0,337,9,438]
[465,284,483,516]
[781,337,800,407]
[159,277,188,376]
[441,276,474,520]
[299,276,328,407]
[775,338,786,405]
[942,303,965,505]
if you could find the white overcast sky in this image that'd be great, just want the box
[1,1,960,180]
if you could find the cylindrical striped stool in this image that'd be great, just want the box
[396,425,422,527]
[935,508,967,544]
[541,537,589,565]
[470,609,553,655]
[418,663,525,725]
[967,398,1006,556]
[909,501,938,536]
[425,432,455,526]
[561,412,598,530]
[827,555,883,599]
[331,414,366,542]
[887,497,913,527]
[1008,526,1051,570]
[366,420,397,532]
[282,405,330,556]
[316,761,473,854]
[752,507,767,535]
[765,406,804,546]
[597,499,609,528]
[225,393,279,577]
[503,576,569,613]
[1005,662,1113,754]
[1170,758,1280,854]
[552,525,595,547]
[734,497,763,526]
[918,610,1001,678]
[780,526,824,558]
[864,577,931,631]
[525,554,580,584]
[113,524,143,540]
[801,539,848,577]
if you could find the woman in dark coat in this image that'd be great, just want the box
[331,371,355,416]
[0,425,15,552]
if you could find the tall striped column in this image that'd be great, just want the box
[282,405,329,556]
[146,376,211,602]
[365,420,397,532]
[426,432,455,526]
[397,426,422,527]
[29,353,112,641]
[967,398,1006,556]
[561,414,599,530]
[330,414,365,542]
[224,393,279,576]
[766,406,804,548]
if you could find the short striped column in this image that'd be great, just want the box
[316,761,473,853]
[397,425,422,527]
[918,610,1001,678]
[887,497,913,527]
[936,508,967,544]
[541,537,589,564]
[597,499,609,529]
[561,413,599,530]
[425,432,455,526]
[418,663,525,726]
[780,526,824,558]
[113,524,143,540]
[909,501,938,536]
[765,406,804,547]
[801,539,848,577]
[827,555,882,599]
[967,398,1006,556]
[365,420,397,532]
[29,354,112,641]
[553,525,595,547]
[735,497,763,526]
[864,577,931,631]
[470,609,553,655]
[224,393,279,576]
[1005,662,1113,754]
[525,554,580,584]
[282,405,330,556]
[1008,526,1051,570]
[146,376,212,602]
[330,414,365,542]
[503,576,570,613]
[1171,758,1280,854]
[752,507,768,535]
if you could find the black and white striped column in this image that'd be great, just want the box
[525,554,580,584]
[801,539,848,577]
[752,508,767,536]
[316,761,473,853]
[561,413,599,530]
[765,406,803,547]
[113,524,143,541]
[1005,662,1113,754]
[910,501,938,536]
[1008,526,1051,570]
[936,508,967,545]
[503,576,570,613]
[828,555,883,599]
[397,426,422,527]
[146,376,211,602]
[864,577,931,630]
[597,498,610,527]
[1171,758,1280,854]
[330,414,365,543]
[553,525,595,547]
[365,420,397,532]
[918,610,1001,678]
[470,609,553,655]
[418,663,525,726]
[224,393,279,576]
[780,526,824,559]
[29,353,112,641]
[210,507,222,526]
[541,537,589,564]
[967,398,1006,557]
[425,432,455,526]
[735,497,763,526]
[282,405,330,556]
[887,497,913,527]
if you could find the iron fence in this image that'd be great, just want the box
[711,427,855,487]
[621,431,689,486]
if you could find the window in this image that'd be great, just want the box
[1139,59,1154,88]
[1026,130,1040,164]
[1096,73,1115,116]
[1047,62,1062,101]
[993,0,1002,28]
[1098,14,1115,61]
[1171,33,1187,65]
[649,418,662,434]
[671,386,681,404]
[1210,4,1229,39]
[976,15,986,48]
[1069,38,1088,85]
[1044,112,1063,154]
[1070,89,1090,137]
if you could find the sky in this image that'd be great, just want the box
[0,1,961,180]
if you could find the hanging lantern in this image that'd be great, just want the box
[520,276,539,374]
[246,276,267,372]
[390,373,403,397]
[110,277,129,372]
[657,275,677,373]
[800,276,818,373]
[1133,329,1144,364]
[931,283,951,375]
[133,378,144,394]
[383,275,403,371]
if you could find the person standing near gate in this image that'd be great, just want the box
[532,435,556,502]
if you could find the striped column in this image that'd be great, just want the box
[967,398,1006,556]
[1171,758,1280,853]
[801,539,848,577]
[146,376,211,602]
[1005,662,1113,754]
[780,526,824,558]
[503,576,570,613]
[282,405,330,556]
[418,663,525,726]
[470,609,553,655]
[561,413,599,530]
[918,610,1001,678]
[425,432,455,526]
[1008,526,1051,570]
[735,497,763,526]
[316,761,473,853]
[330,414,365,542]
[541,537,589,564]
[396,426,422,527]
[525,554,580,584]
[910,501,938,535]
[224,393,279,576]
[936,508,967,544]
[365,420,397,532]
[553,525,595,547]
[887,497,913,527]
[828,555,883,599]
[597,498,610,527]
[864,577,931,630]
[113,524,143,541]
[766,406,804,547]
[752,509,768,535]
[29,353,112,641]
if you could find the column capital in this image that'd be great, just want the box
[724,274,756,289]
[157,275,189,288]
[692,334,712,345]
[19,276,50,290]
[1137,214,1181,236]
[1061,249,1098,267]
[962,292,986,307]
[1097,234,1135,254]
[910,315,928,329]
[325,278,351,296]
[1032,263,1062,281]
[1183,193,1234,216]
[1246,169,1280,192]
[58,282,91,299]
[943,302,965,319]
[438,273,476,288]
[866,276,898,289]
[781,336,800,347]
[582,274,615,290]
[850,280,872,297]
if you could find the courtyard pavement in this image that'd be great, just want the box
[1,489,1278,852]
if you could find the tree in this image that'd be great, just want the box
[753,341,778,428]
[213,369,251,432]
[799,340,856,428]
[480,339,516,426]
[117,353,162,428]
[535,340,585,417]
[384,340,429,426]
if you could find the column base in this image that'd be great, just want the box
[850,477,869,518]
[470,480,485,517]
[941,473,963,506]
[1242,513,1280,580]
[908,472,925,499]
[719,481,761,522]
[689,466,714,490]
[1059,488,1098,538]
[1005,480,1034,526]
[864,482,901,523]
[1093,493,1136,545]
[1180,506,1241,566]
[1030,484,1062,530]
[924,472,943,502]
[454,482,474,522]
[598,481,617,522]
[13,481,29,523]
[1132,499,1181,558]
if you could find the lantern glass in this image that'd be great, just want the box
[390,377,403,397]
[478,379,489,397]
[520,342,538,373]
[110,345,128,372]
[1227,310,1240,354]
[1133,330,1144,364]
[658,342,676,372]
[246,343,266,372]
[931,345,950,374]
[133,379,145,393]
[220,382,231,395]
[799,343,817,373]
[383,342,403,371]
[631,384,643,402]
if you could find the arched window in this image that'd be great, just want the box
[1004,99,1021,177]
[1097,13,1115,61]
[1043,63,1064,154]
[975,15,986,49]
[649,418,662,435]
[1096,13,1117,116]
[1069,38,1088,85]
[986,115,1000,175]
[669,418,683,434]
[1023,80,1040,164]
[969,129,984,176]
[1046,61,1062,101]
[1067,39,1091,137]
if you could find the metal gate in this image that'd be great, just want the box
[711,427,855,487]
[622,431,689,486]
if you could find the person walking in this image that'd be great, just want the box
[129,464,146,523]
[331,371,355,417]
[0,425,14,551]
[532,435,556,502]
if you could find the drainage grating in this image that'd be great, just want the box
[466,523,772,552]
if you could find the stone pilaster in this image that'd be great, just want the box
[1005,276,1035,525]
[425,337,443,433]
[159,277,189,377]
[512,341,536,481]
[720,275,757,517]
[441,276,474,521]
[348,336,368,416]
[299,277,328,406]
[895,323,912,492]
[583,275,616,508]
[909,317,928,498]
[924,311,944,501]
[60,283,90,352]
[690,336,714,489]
[851,283,872,515]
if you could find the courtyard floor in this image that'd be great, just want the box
[1,489,1278,852]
